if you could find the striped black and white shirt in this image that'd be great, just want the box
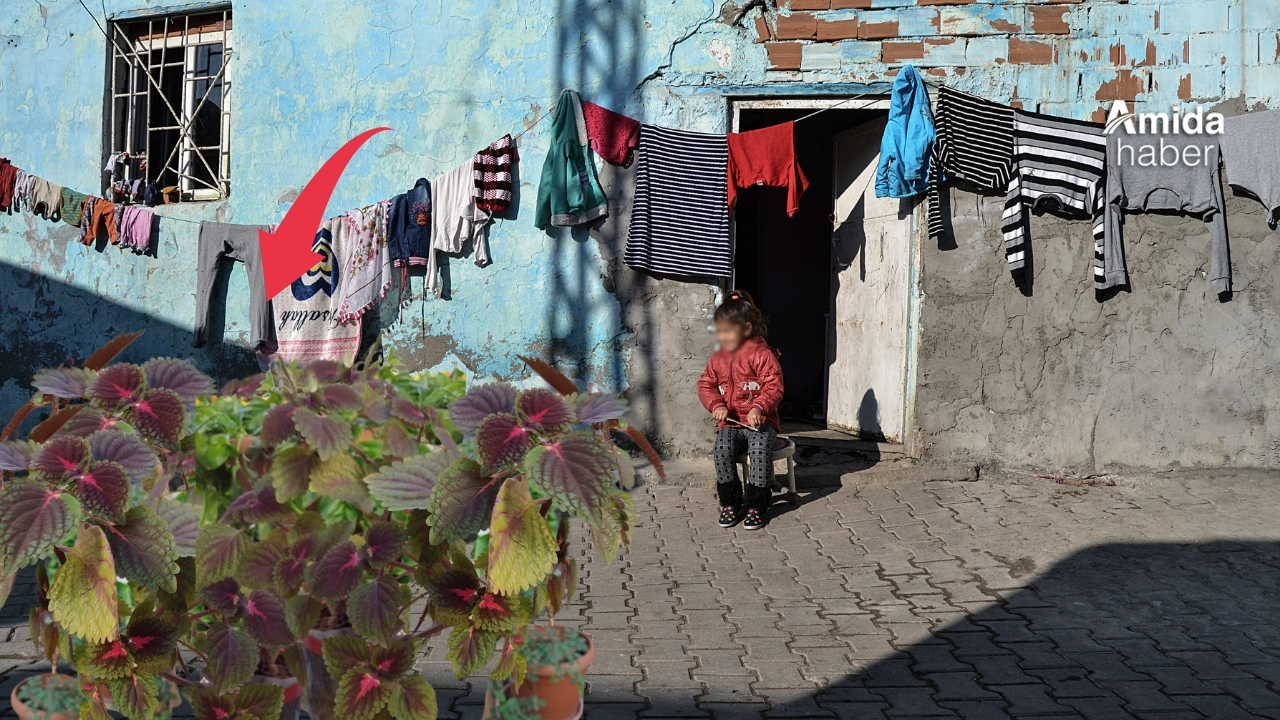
[999,109,1107,289]
[624,124,732,278]
[928,87,1016,241]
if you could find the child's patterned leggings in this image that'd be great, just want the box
[713,426,778,488]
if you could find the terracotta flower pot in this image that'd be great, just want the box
[11,674,80,720]
[483,629,595,720]
[302,626,355,720]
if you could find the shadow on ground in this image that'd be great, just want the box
[625,540,1280,719]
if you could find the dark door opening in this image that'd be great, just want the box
[733,107,885,425]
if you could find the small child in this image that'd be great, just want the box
[696,290,784,530]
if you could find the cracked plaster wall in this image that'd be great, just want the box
[4,0,1280,468]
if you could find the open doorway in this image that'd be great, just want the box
[732,102,917,444]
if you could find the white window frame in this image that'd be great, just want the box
[108,10,232,201]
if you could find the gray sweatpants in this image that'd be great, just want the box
[193,222,276,354]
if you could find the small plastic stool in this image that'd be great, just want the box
[735,436,798,504]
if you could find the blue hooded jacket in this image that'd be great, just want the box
[387,178,432,266]
[875,65,936,199]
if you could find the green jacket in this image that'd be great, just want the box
[535,90,608,229]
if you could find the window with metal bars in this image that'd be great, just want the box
[107,9,232,201]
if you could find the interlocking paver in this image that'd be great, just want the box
[4,469,1280,718]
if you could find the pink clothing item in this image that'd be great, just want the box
[118,206,155,254]
[335,199,393,324]
[581,100,640,166]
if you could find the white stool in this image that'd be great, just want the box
[735,437,798,504]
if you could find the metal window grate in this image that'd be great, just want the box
[108,8,232,201]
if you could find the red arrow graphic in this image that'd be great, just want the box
[259,127,392,300]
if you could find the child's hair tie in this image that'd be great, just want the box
[729,292,741,301]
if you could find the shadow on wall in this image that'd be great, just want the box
[0,259,259,422]
[545,0,641,394]
[653,540,1280,718]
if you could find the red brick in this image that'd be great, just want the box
[754,16,774,42]
[775,12,818,40]
[882,41,925,62]
[831,0,872,7]
[765,42,803,70]
[859,19,900,39]
[790,0,830,8]
[990,18,1022,33]
[1095,69,1144,101]
[1029,6,1070,34]
[816,18,860,41]
[1008,37,1054,64]
[1178,73,1192,99]
[1136,40,1156,66]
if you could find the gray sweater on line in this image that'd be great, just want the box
[1104,131,1230,295]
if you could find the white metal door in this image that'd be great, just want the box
[826,119,912,442]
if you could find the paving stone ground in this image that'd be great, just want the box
[7,464,1280,719]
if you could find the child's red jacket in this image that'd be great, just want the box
[697,337,784,431]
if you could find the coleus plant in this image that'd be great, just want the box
[0,331,211,720]
[396,357,664,686]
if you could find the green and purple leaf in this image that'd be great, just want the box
[426,567,481,626]
[87,363,146,409]
[426,459,500,544]
[365,452,452,511]
[391,398,427,428]
[124,612,180,672]
[448,383,517,436]
[106,671,159,720]
[474,414,531,472]
[380,419,419,458]
[102,505,180,592]
[370,639,418,679]
[32,367,96,399]
[141,358,214,410]
[236,683,285,720]
[292,408,352,461]
[445,625,498,679]
[473,592,531,633]
[335,668,394,720]
[128,388,186,448]
[28,406,85,443]
[189,688,237,720]
[73,640,133,679]
[570,392,630,424]
[0,440,36,471]
[362,521,406,569]
[310,541,364,598]
[151,498,200,557]
[224,487,292,524]
[516,389,575,433]
[29,435,89,478]
[270,446,315,502]
[88,430,158,486]
[349,576,405,646]
[196,525,249,587]
[259,403,298,446]
[389,674,438,720]
[74,460,131,524]
[286,594,323,639]
[199,577,244,617]
[321,383,364,412]
[322,634,372,677]
[204,622,257,694]
[0,482,79,573]
[237,541,285,589]
[524,432,616,524]
[244,589,294,646]
[54,407,116,438]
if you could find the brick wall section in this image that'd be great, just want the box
[740,0,1273,118]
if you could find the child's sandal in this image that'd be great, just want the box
[718,505,742,528]
[743,508,765,530]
